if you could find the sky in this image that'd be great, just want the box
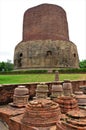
[0,0,86,63]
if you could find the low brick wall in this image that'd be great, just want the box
[0,80,86,105]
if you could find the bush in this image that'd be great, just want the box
[0,69,47,74]
[57,68,86,73]
[0,68,86,75]
[79,60,86,68]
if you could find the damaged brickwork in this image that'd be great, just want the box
[14,4,79,69]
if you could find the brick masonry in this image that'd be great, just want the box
[0,80,86,130]
[14,4,79,69]
[23,4,69,41]
[0,80,86,105]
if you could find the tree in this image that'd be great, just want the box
[6,60,14,71]
[79,60,86,68]
[0,62,6,71]
[0,60,14,72]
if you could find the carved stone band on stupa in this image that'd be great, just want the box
[14,4,79,69]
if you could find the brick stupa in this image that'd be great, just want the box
[14,4,79,69]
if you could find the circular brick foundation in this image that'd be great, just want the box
[22,99,61,127]
[54,96,79,114]
[62,109,86,130]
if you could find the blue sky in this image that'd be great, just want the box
[0,0,86,63]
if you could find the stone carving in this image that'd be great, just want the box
[14,4,79,69]
[36,83,49,99]
[11,86,29,107]
[55,71,59,81]
[51,85,63,99]
[63,80,73,96]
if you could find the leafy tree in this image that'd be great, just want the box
[79,60,86,68]
[6,60,14,71]
[0,60,14,72]
[0,62,6,71]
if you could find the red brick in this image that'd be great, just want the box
[23,4,69,41]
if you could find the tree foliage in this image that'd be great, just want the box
[0,60,14,72]
[0,59,86,72]
[79,60,86,68]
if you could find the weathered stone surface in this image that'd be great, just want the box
[75,91,86,105]
[14,40,79,69]
[36,83,49,99]
[14,3,79,69]
[55,71,59,81]
[0,105,38,130]
[63,80,73,96]
[79,86,86,94]
[0,80,86,105]
[12,86,29,107]
[10,114,38,130]
[0,121,9,130]
[51,85,63,99]
[0,105,24,127]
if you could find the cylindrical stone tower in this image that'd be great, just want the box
[14,3,79,69]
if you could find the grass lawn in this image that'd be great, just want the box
[0,74,86,84]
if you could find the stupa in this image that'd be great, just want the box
[14,4,79,69]
[12,86,29,107]
[22,99,61,129]
[62,109,86,130]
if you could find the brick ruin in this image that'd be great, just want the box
[0,80,86,130]
[14,4,79,69]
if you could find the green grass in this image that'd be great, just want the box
[0,74,86,84]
